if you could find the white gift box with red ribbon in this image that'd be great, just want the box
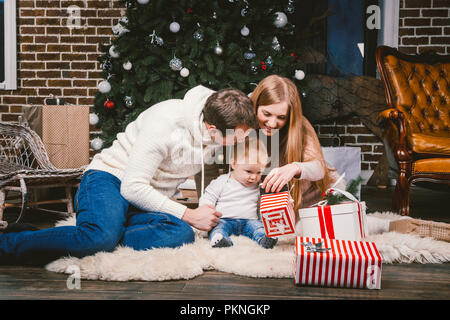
[293,237,382,289]
[260,191,296,237]
[298,188,368,241]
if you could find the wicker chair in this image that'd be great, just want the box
[0,122,85,229]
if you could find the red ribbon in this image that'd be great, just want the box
[317,206,335,239]
[356,202,365,238]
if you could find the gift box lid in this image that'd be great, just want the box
[260,191,291,210]
[299,201,365,219]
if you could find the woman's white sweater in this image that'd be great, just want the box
[86,85,218,219]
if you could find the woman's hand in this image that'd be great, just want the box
[262,163,301,193]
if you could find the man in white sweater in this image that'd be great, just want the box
[0,85,257,265]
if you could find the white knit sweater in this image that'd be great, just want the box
[87,85,218,219]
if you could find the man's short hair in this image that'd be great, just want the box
[203,88,258,135]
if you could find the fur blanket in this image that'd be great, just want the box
[45,212,450,281]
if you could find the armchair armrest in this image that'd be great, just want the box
[377,108,412,162]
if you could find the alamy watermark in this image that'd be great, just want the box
[169,127,280,174]
[66,265,81,290]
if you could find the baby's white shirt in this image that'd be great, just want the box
[199,173,259,220]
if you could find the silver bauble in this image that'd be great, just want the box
[98,80,111,93]
[295,70,305,80]
[244,51,256,60]
[109,45,119,58]
[274,12,288,28]
[124,96,133,107]
[91,137,104,151]
[123,61,132,70]
[193,31,204,41]
[214,45,223,55]
[169,22,180,33]
[169,57,183,71]
[89,113,99,126]
[180,67,190,78]
[272,37,281,51]
[240,25,250,37]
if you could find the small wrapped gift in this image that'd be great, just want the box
[293,237,382,289]
[260,186,296,237]
[298,188,368,241]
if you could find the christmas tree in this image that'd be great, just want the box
[93,0,307,149]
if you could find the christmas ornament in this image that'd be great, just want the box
[104,99,115,109]
[149,30,164,46]
[266,56,273,67]
[112,23,129,36]
[155,36,164,46]
[91,137,104,151]
[112,16,129,36]
[98,80,111,93]
[137,0,149,4]
[294,69,305,80]
[240,25,250,37]
[123,61,132,70]
[101,60,112,72]
[169,56,183,71]
[109,45,119,58]
[214,42,223,55]
[272,36,281,51]
[169,22,180,33]
[124,96,133,108]
[180,67,190,77]
[286,0,295,14]
[244,51,256,60]
[211,11,217,19]
[274,12,288,28]
[250,61,258,74]
[89,113,99,126]
[261,61,267,70]
[193,30,204,41]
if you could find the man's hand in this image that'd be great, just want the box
[182,204,222,231]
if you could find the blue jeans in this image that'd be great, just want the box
[0,170,195,265]
[209,218,266,245]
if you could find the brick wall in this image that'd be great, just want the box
[0,0,125,155]
[315,0,450,178]
[399,0,450,54]
[1,0,448,174]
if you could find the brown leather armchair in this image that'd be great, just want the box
[376,46,450,216]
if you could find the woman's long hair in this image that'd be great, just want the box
[250,75,331,212]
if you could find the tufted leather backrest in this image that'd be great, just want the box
[378,47,450,135]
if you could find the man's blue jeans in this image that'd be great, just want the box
[209,218,266,245]
[0,170,195,265]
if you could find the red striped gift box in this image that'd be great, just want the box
[260,191,296,237]
[293,237,382,289]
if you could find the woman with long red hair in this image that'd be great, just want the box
[251,74,343,213]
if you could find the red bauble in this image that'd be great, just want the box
[104,99,115,110]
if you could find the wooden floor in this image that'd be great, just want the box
[0,185,449,300]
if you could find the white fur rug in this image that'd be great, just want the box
[45,212,450,282]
